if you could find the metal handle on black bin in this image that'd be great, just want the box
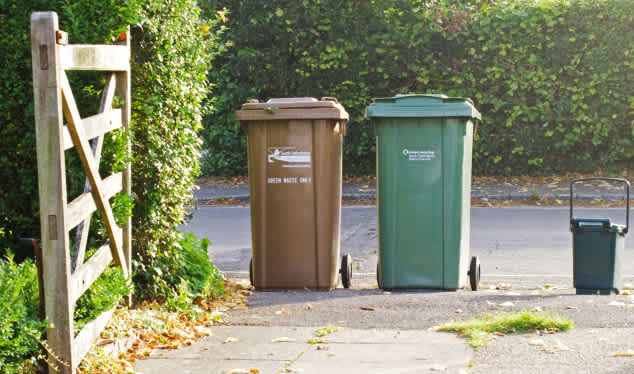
[570,177,630,234]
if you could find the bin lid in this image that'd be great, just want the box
[365,94,481,120]
[236,97,349,121]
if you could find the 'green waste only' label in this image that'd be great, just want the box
[402,149,437,161]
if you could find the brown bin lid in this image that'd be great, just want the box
[236,97,349,121]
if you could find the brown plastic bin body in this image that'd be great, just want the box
[236,98,349,289]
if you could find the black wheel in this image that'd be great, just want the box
[376,262,382,288]
[340,254,352,289]
[249,258,254,287]
[469,256,481,291]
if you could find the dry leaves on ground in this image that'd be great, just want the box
[77,280,251,374]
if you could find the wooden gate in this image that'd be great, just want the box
[31,11,131,373]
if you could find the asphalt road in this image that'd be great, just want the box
[175,206,634,373]
[184,206,634,288]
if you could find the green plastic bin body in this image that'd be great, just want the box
[571,219,624,295]
[366,95,481,290]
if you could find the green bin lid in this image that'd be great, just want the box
[365,94,481,120]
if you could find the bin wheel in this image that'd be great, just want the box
[468,256,480,291]
[376,263,381,288]
[340,254,352,289]
[249,258,254,287]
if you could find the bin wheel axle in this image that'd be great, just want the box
[340,254,352,289]
[468,256,481,291]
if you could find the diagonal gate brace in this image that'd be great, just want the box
[60,72,128,278]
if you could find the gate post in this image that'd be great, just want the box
[31,11,74,373]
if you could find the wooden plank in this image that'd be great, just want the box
[60,44,130,71]
[72,74,117,271]
[70,243,113,303]
[62,109,122,150]
[31,11,74,374]
[115,30,133,284]
[72,307,116,369]
[60,73,128,278]
[66,172,122,231]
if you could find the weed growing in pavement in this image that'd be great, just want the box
[307,338,326,344]
[437,310,574,348]
[315,325,343,337]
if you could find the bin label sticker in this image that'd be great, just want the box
[267,176,312,184]
[268,146,311,168]
[402,148,437,161]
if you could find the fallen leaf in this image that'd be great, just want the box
[328,353,336,357]
[566,306,577,310]
[316,345,328,351]
[283,368,304,373]
[249,370,260,374]
[493,332,505,337]
[96,338,114,346]
[360,306,375,311]
[455,309,464,314]
[430,364,447,371]
[275,309,290,315]
[529,339,546,346]
[305,304,313,310]
[224,337,239,344]
[226,369,249,374]
[272,337,296,343]
[194,326,212,336]
[614,350,634,357]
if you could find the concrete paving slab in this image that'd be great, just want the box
[136,358,285,374]
[471,328,634,374]
[325,328,448,344]
[135,326,315,373]
[134,326,472,374]
[294,330,471,374]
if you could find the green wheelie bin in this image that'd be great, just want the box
[570,177,630,295]
[366,94,481,290]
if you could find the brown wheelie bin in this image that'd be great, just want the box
[236,97,351,289]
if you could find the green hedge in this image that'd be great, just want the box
[130,0,228,300]
[1,0,227,299]
[0,256,47,373]
[0,0,138,252]
[201,0,634,177]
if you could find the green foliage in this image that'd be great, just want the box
[74,267,130,332]
[136,231,225,304]
[200,0,634,177]
[0,256,47,373]
[424,0,634,175]
[0,0,140,250]
[1,0,226,300]
[0,252,130,371]
[130,0,227,300]
[438,310,574,348]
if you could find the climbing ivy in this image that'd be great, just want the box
[201,0,633,176]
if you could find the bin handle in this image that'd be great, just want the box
[570,177,630,234]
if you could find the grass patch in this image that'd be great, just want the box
[307,338,326,344]
[437,310,574,348]
[315,325,342,337]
